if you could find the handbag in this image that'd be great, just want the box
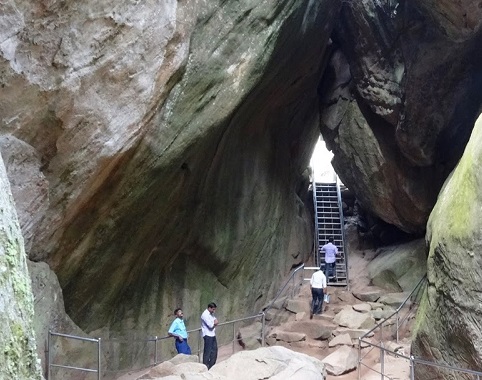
[324,294,330,303]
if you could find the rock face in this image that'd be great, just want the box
[320,0,482,234]
[2,0,482,376]
[0,0,341,337]
[367,239,427,292]
[0,154,42,379]
[412,114,482,377]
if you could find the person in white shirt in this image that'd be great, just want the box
[201,302,219,369]
[310,267,327,319]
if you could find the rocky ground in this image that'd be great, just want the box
[117,245,420,380]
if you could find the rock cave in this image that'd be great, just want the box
[1,0,482,378]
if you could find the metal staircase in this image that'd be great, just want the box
[313,180,348,286]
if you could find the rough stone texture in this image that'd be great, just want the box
[321,345,358,376]
[285,299,310,314]
[370,270,403,293]
[412,113,482,378]
[328,333,352,348]
[352,303,371,313]
[0,154,42,379]
[283,320,335,341]
[28,260,93,378]
[334,306,375,330]
[378,293,410,308]
[320,0,482,233]
[0,0,341,341]
[352,289,382,302]
[367,239,427,291]
[333,328,373,340]
[210,346,326,380]
[237,322,262,350]
[269,330,306,344]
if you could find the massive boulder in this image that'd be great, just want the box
[0,0,341,337]
[0,153,42,379]
[412,113,482,378]
[319,0,482,234]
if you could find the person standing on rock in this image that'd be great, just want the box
[201,302,219,369]
[321,237,338,279]
[168,308,192,355]
[310,266,327,319]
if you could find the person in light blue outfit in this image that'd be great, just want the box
[168,308,191,354]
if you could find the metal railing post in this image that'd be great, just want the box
[380,346,385,380]
[261,313,266,347]
[154,336,158,364]
[357,337,361,380]
[97,337,102,380]
[410,355,415,380]
[47,330,51,380]
[232,322,236,354]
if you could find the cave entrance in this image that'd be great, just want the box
[309,137,348,286]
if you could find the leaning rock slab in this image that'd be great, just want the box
[322,345,358,375]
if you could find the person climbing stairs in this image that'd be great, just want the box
[313,181,348,286]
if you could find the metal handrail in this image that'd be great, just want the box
[359,275,427,341]
[262,263,305,313]
[356,275,482,380]
[47,263,308,378]
[312,181,320,267]
[47,331,101,380]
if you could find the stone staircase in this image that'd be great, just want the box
[262,282,415,378]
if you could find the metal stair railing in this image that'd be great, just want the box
[312,182,321,267]
[335,177,349,288]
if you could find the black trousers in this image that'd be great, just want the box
[203,335,218,369]
[311,287,324,314]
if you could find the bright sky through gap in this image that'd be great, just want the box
[310,137,336,182]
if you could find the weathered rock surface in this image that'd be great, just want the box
[1,0,482,375]
[0,154,42,379]
[28,260,91,377]
[334,306,376,330]
[321,345,357,376]
[320,0,482,233]
[328,333,352,348]
[352,289,383,303]
[210,346,326,380]
[413,113,482,377]
[0,0,341,339]
[367,239,427,291]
